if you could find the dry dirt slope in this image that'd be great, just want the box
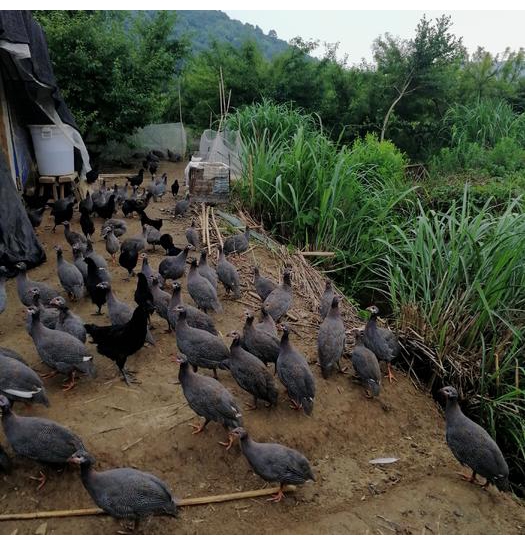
[0,162,524,534]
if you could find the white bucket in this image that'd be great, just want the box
[28,124,75,176]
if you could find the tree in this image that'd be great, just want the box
[373,15,465,141]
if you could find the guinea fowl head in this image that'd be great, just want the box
[172,282,181,294]
[184,245,193,254]
[26,306,40,320]
[230,427,248,441]
[277,323,291,339]
[366,305,380,317]
[189,258,198,270]
[439,386,459,400]
[54,245,63,255]
[174,305,187,321]
[325,279,332,289]
[283,268,292,285]
[226,331,242,346]
[15,262,27,272]
[352,328,365,344]
[0,395,12,414]
[68,449,96,466]
[243,311,255,325]
[49,296,67,310]
[331,295,341,309]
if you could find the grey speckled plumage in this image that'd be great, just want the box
[174,193,190,216]
[224,332,278,408]
[167,284,218,336]
[187,259,222,313]
[101,219,127,238]
[26,307,96,380]
[197,250,217,290]
[70,450,177,523]
[263,268,293,322]
[62,221,87,253]
[317,296,345,379]
[0,395,84,465]
[15,263,59,306]
[231,427,315,498]
[351,329,381,397]
[276,324,315,416]
[241,311,280,365]
[257,307,278,337]
[319,279,334,320]
[159,245,190,281]
[217,246,241,299]
[24,289,59,331]
[50,297,87,343]
[73,245,89,283]
[223,226,250,255]
[102,226,120,262]
[363,305,400,362]
[143,225,161,251]
[174,307,229,378]
[0,354,49,407]
[55,246,85,300]
[253,266,277,302]
[185,219,200,251]
[150,276,171,328]
[177,355,242,431]
[440,386,509,491]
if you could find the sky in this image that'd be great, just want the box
[224,10,525,65]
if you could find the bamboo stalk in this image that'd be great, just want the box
[300,251,336,257]
[205,205,212,254]
[201,203,206,245]
[0,486,296,521]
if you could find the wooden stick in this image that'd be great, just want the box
[300,251,336,257]
[200,203,206,245]
[211,207,223,248]
[205,205,212,255]
[0,486,296,521]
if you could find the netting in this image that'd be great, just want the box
[198,129,242,179]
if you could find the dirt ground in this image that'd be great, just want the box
[1,161,524,535]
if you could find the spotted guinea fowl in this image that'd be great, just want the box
[257,307,278,337]
[253,266,277,302]
[197,249,218,290]
[150,275,171,330]
[440,386,509,491]
[84,257,108,314]
[143,224,161,252]
[167,283,218,336]
[0,442,11,473]
[25,288,59,330]
[223,226,250,255]
[350,329,381,398]
[217,246,241,299]
[174,193,190,216]
[0,352,49,407]
[73,245,89,283]
[223,331,278,409]
[62,221,87,254]
[241,311,280,366]
[102,226,120,264]
[49,296,86,343]
[55,245,85,301]
[229,427,315,502]
[84,239,110,275]
[140,254,161,289]
[68,449,178,531]
[0,394,85,489]
[26,306,96,390]
[187,258,222,313]
[15,262,59,306]
[263,268,293,322]
[176,354,242,449]
[185,219,200,251]
[174,307,229,379]
[101,218,127,238]
[317,295,346,379]
[363,305,400,383]
[276,324,315,416]
[319,279,335,320]
[159,245,191,281]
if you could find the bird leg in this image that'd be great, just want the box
[244,397,258,411]
[120,367,139,386]
[29,470,47,491]
[213,368,219,380]
[289,399,303,411]
[385,363,397,383]
[39,370,58,380]
[219,432,235,450]
[267,485,285,503]
[62,371,77,391]
[456,470,477,483]
[189,419,209,435]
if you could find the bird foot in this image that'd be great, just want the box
[289,399,303,411]
[266,489,285,503]
[219,435,234,450]
[385,364,397,383]
[29,471,47,491]
[39,370,58,380]
[456,471,478,483]
[62,372,77,391]
[189,422,206,435]
[364,389,373,399]
[244,402,258,411]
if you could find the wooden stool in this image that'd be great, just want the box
[38,172,79,201]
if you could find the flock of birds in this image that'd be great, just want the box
[0,155,512,531]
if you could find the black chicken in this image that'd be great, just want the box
[84,256,108,314]
[134,272,154,314]
[159,234,183,256]
[86,168,99,184]
[149,162,158,178]
[126,169,144,189]
[171,179,179,198]
[80,209,95,239]
[119,246,139,280]
[93,193,116,220]
[50,196,75,232]
[139,210,163,231]
[85,301,152,385]
[27,206,46,230]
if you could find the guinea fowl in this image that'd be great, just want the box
[0,269,6,314]
[224,332,278,409]
[0,443,11,473]
[159,233,183,256]
[171,178,179,198]
[197,249,218,290]
[253,266,277,302]
[167,283,218,336]
[263,268,293,322]
[80,209,95,240]
[102,226,120,264]
[126,168,145,189]
[0,353,49,407]
[187,258,222,313]
[27,206,46,230]
[150,275,171,329]
[49,195,74,232]
[0,395,85,489]
[93,193,116,220]
[159,245,191,281]
[62,221,87,253]
[140,254,157,288]
[84,256,109,314]
[139,209,163,232]
[217,246,241,299]
[73,245,89,283]
[85,294,152,386]
[229,427,315,502]
[84,239,110,274]
[121,231,147,255]
[174,306,229,378]
[351,329,381,398]
[276,324,315,416]
[185,219,200,250]
[176,354,242,448]
[174,193,190,216]
[319,279,335,320]
[25,288,59,330]
[149,173,168,202]
[79,191,93,216]
[55,245,85,301]
[27,306,96,390]
[102,218,127,238]
[143,224,161,251]
[15,262,59,306]
[363,305,400,383]
[49,296,87,343]
[440,386,509,491]
[317,295,346,379]
[68,450,178,530]
[223,226,250,255]
[257,307,278,337]
[241,311,280,366]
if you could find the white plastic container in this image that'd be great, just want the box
[28,124,74,176]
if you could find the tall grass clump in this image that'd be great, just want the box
[376,187,525,490]
[228,101,414,289]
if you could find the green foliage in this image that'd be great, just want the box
[33,10,186,147]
